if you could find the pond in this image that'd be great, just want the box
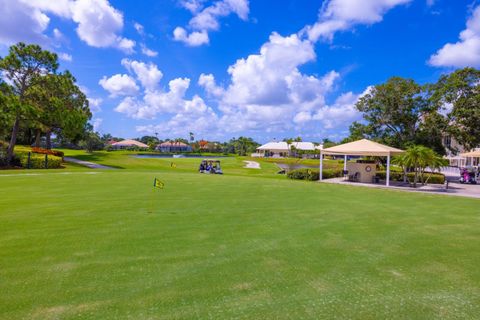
[133,154,228,159]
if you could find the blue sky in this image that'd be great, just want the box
[1,0,479,142]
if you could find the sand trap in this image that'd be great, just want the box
[243,161,261,169]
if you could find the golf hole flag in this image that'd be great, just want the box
[153,178,164,189]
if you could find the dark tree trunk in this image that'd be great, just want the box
[46,131,52,150]
[6,114,20,164]
[35,129,41,148]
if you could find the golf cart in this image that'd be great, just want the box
[459,166,478,184]
[199,159,223,174]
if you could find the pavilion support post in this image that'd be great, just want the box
[386,153,391,187]
[319,151,323,181]
[343,155,347,171]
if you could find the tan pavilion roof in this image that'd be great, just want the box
[460,150,480,157]
[322,139,404,156]
[111,139,148,148]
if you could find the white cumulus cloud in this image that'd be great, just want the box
[173,27,209,46]
[303,0,412,42]
[71,0,135,53]
[99,74,139,97]
[141,44,158,57]
[173,0,249,46]
[0,0,50,46]
[0,0,135,53]
[429,5,480,68]
[121,59,163,91]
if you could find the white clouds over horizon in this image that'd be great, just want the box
[99,59,218,137]
[429,5,480,68]
[193,32,364,136]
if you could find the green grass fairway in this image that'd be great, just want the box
[1,165,480,318]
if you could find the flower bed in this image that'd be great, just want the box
[17,152,63,169]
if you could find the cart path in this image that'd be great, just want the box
[64,157,115,169]
[243,161,261,169]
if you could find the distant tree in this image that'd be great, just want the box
[283,137,302,143]
[430,67,480,151]
[79,127,104,153]
[354,77,443,150]
[189,132,195,142]
[226,137,259,156]
[101,133,113,142]
[173,138,189,144]
[0,81,14,142]
[0,43,58,163]
[342,122,371,143]
[321,138,337,149]
[138,135,159,145]
[29,71,91,149]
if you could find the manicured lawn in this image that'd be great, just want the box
[1,155,479,319]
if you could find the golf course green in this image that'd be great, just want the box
[1,151,479,319]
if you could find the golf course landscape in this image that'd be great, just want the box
[1,151,479,319]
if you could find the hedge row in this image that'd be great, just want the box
[17,152,63,169]
[287,168,343,181]
[287,168,445,184]
[376,171,445,184]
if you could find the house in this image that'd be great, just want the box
[111,139,148,150]
[198,140,209,150]
[443,135,480,167]
[253,141,322,158]
[289,142,320,158]
[157,141,193,153]
[254,142,289,158]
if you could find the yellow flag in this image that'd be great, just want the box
[153,178,164,189]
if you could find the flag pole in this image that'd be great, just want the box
[148,178,156,213]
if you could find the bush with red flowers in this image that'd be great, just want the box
[31,147,64,159]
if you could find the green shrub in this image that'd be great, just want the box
[287,168,342,181]
[17,152,63,169]
[376,171,445,184]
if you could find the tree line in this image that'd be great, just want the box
[2,42,478,166]
[0,43,91,165]
[343,68,480,155]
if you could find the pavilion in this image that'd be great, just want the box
[460,150,480,166]
[320,139,404,186]
[111,139,148,150]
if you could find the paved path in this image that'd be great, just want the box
[243,160,261,169]
[64,157,114,169]
[321,177,480,199]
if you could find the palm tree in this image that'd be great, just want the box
[394,145,447,187]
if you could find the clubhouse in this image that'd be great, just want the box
[253,141,321,158]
